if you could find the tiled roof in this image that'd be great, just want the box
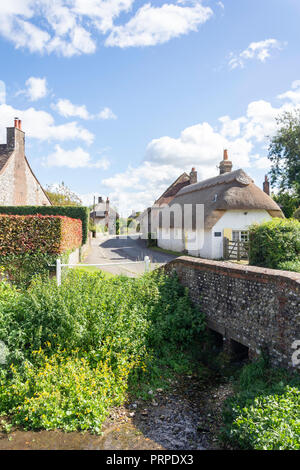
[154,173,190,206]
[0,148,12,173]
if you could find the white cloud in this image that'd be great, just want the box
[0,1,212,56]
[0,80,5,104]
[277,80,300,104]
[98,107,117,120]
[229,39,285,69]
[0,103,94,144]
[25,77,48,101]
[105,2,213,47]
[53,99,91,119]
[53,99,117,120]
[45,144,110,168]
[100,80,300,215]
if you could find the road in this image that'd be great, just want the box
[82,234,177,277]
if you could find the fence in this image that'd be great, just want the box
[223,238,249,261]
[55,256,151,286]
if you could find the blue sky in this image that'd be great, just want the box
[0,0,300,215]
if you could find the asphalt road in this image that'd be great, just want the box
[83,234,177,277]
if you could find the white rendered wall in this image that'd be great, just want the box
[211,209,272,259]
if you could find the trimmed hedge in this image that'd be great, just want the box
[0,206,89,245]
[0,214,82,255]
[249,218,300,269]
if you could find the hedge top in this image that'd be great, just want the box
[0,206,89,245]
[0,214,82,255]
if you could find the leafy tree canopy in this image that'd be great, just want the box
[268,110,300,199]
[45,182,82,206]
[272,191,299,218]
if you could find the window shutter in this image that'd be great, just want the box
[223,228,232,240]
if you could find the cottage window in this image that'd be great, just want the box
[232,230,249,242]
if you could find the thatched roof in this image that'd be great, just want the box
[159,169,284,230]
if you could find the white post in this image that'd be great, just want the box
[144,256,150,273]
[56,259,61,287]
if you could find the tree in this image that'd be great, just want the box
[268,110,300,199]
[272,192,299,218]
[45,182,82,206]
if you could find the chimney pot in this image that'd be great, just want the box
[18,119,22,130]
[189,167,197,184]
[219,150,232,174]
[263,175,270,196]
[14,117,18,128]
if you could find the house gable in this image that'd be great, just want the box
[0,120,51,206]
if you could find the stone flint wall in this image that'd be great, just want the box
[164,256,300,369]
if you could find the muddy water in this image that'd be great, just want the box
[0,377,232,450]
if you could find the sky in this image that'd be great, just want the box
[0,0,300,215]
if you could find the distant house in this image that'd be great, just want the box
[157,150,284,259]
[0,118,51,206]
[139,168,198,238]
[90,196,119,234]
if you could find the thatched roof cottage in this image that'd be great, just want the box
[158,151,283,259]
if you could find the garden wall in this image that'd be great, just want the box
[164,257,300,369]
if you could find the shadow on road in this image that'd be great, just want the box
[99,236,176,264]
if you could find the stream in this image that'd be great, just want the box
[0,375,233,450]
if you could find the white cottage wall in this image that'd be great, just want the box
[211,209,272,259]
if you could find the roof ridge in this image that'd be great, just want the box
[177,169,253,196]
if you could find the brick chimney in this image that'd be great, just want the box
[219,149,232,175]
[6,118,24,151]
[189,167,197,184]
[106,197,110,212]
[263,175,270,195]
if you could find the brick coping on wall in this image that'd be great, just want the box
[166,256,300,291]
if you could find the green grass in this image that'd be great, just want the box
[150,246,185,257]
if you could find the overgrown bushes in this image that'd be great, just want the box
[0,214,82,287]
[278,260,300,273]
[0,270,205,433]
[222,358,300,450]
[0,206,89,245]
[294,207,300,220]
[249,218,300,268]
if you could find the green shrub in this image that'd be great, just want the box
[249,218,300,268]
[0,270,205,433]
[228,386,299,450]
[222,358,300,450]
[0,252,56,288]
[0,348,134,433]
[278,260,300,273]
[0,206,89,245]
[294,207,300,221]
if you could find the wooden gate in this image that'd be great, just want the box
[223,238,249,261]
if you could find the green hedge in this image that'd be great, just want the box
[0,215,82,255]
[249,218,300,268]
[0,206,89,245]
